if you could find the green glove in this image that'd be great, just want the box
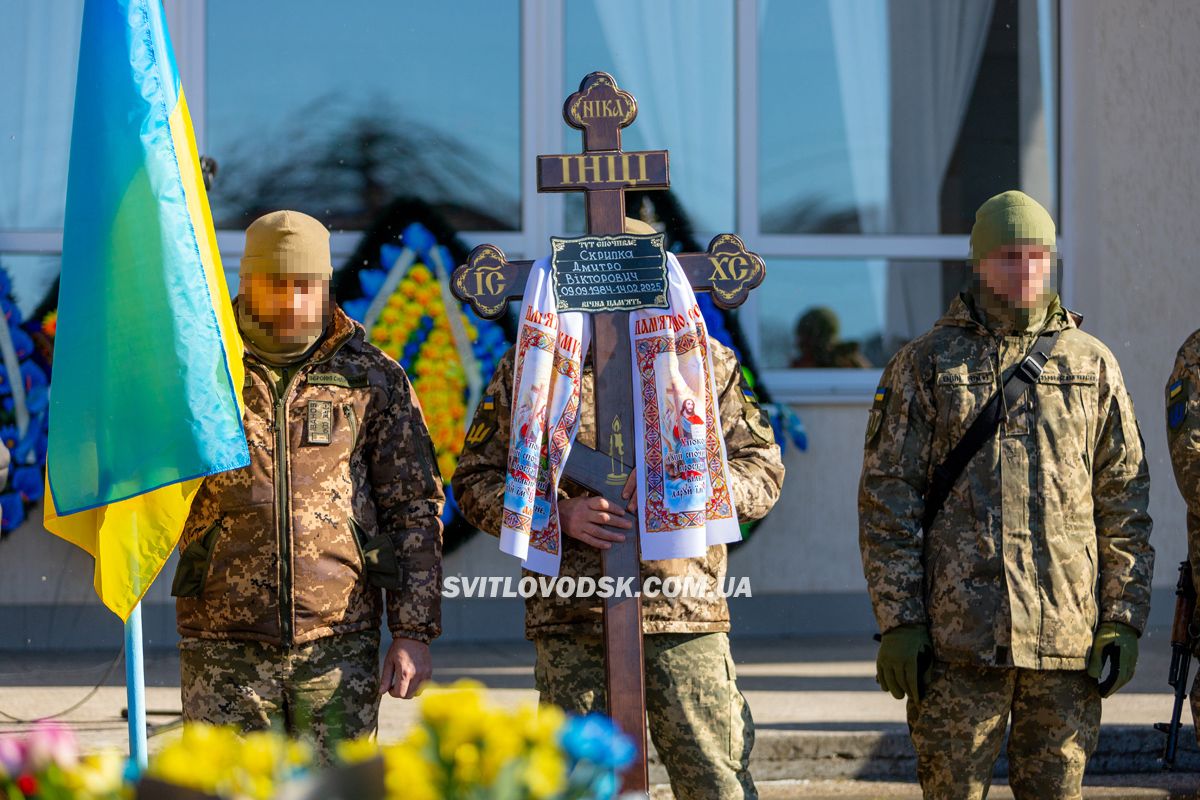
[876,624,933,701]
[1086,622,1139,698]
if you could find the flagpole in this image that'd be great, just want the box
[125,602,148,773]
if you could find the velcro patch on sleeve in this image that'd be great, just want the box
[464,419,497,449]
[1168,378,1189,433]
[865,386,888,446]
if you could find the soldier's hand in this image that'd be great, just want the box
[1087,622,1139,697]
[620,471,638,513]
[381,637,431,700]
[875,624,933,701]
[560,495,633,550]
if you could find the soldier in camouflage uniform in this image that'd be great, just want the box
[172,211,444,760]
[858,191,1153,800]
[453,220,785,800]
[1164,330,1200,745]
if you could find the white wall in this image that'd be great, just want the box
[1062,0,1200,588]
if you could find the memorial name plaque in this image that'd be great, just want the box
[551,233,668,313]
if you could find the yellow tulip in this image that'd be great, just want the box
[452,741,482,784]
[239,732,279,776]
[514,703,566,747]
[337,736,379,765]
[524,742,567,799]
[383,743,437,800]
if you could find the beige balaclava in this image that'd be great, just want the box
[624,216,657,236]
[237,210,333,365]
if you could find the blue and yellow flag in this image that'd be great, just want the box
[45,0,249,620]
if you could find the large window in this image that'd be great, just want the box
[563,0,735,235]
[758,0,1056,236]
[0,2,84,315]
[0,0,1058,401]
[205,0,521,233]
[754,258,973,370]
[751,0,1058,398]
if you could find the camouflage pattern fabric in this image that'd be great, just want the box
[907,660,1100,800]
[173,304,445,646]
[1164,329,1200,743]
[179,629,382,764]
[452,340,785,638]
[859,294,1153,670]
[535,632,756,800]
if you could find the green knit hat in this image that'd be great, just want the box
[969,190,1056,264]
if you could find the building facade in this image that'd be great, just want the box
[1,0,1197,647]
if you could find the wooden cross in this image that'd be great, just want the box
[452,72,765,792]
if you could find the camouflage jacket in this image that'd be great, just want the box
[859,295,1153,670]
[1166,330,1200,639]
[173,305,445,646]
[452,340,785,639]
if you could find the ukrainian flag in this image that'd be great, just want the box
[44,0,249,620]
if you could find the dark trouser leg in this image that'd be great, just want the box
[1006,668,1100,800]
[179,638,284,733]
[907,660,1014,800]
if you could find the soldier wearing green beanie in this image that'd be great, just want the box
[173,210,446,761]
[859,190,1153,798]
[969,190,1059,332]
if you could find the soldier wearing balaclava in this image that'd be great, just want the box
[173,210,445,761]
[237,210,332,366]
[859,191,1152,798]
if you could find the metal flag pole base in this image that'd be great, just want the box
[125,602,148,776]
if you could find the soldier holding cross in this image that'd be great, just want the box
[451,73,783,798]
[452,215,784,799]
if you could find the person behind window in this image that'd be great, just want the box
[790,306,871,368]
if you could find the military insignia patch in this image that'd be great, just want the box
[1168,378,1188,432]
[465,419,496,449]
[865,386,888,446]
[481,395,496,412]
[307,400,333,445]
[865,409,883,445]
[738,370,759,403]
[735,372,773,444]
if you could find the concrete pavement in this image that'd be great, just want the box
[1,631,1198,798]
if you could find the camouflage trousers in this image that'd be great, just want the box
[906,661,1100,800]
[534,631,756,800]
[179,629,381,763]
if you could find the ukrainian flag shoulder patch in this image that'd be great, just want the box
[1168,378,1189,433]
[865,386,888,446]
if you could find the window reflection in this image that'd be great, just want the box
[564,0,735,234]
[759,0,1056,235]
[0,1,84,230]
[205,0,521,231]
[757,258,972,369]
